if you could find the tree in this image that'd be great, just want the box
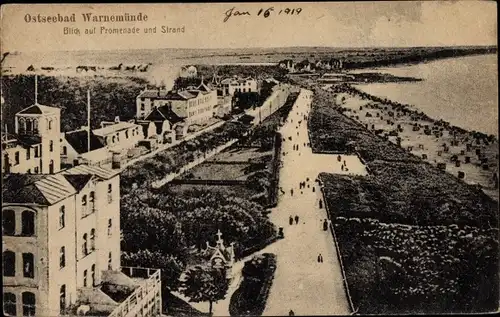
[181,266,230,315]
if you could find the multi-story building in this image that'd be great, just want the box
[136,82,217,126]
[2,103,61,175]
[2,166,162,317]
[219,76,259,96]
[92,117,145,153]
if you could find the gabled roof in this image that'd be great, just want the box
[61,165,119,180]
[197,81,212,92]
[145,106,184,124]
[63,174,93,191]
[64,129,106,154]
[17,104,60,116]
[2,173,77,205]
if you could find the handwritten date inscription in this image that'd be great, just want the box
[223,7,302,22]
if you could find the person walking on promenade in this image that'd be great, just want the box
[323,219,328,231]
[319,199,323,209]
[295,215,299,224]
[337,155,342,162]
[312,186,315,192]
[341,165,344,171]
[289,216,294,226]
[319,254,324,263]
[289,310,295,316]
[291,189,294,196]
[343,160,346,166]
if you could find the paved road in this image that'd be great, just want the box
[262,88,366,316]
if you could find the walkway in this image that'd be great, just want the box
[262,88,366,316]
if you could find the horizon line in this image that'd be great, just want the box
[6,44,498,54]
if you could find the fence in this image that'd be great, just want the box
[319,181,356,314]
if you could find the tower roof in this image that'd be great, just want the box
[17,104,60,116]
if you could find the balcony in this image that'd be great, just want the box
[70,267,162,317]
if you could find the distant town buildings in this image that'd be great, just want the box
[219,76,259,96]
[278,58,344,73]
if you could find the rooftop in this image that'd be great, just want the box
[146,105,184,124]
[61,164,119,180]
[65,129,106,154]
[2,173,77,205]
[16,103,60,116]
[93,121,138,137]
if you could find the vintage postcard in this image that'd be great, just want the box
[1,2,498,316]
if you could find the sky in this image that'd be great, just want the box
[0,1,497,52]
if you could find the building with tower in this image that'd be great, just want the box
[201,229,235,271]
[2,76,163,317]
[2,76,61,175]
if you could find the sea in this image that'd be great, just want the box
[351,54,498,136]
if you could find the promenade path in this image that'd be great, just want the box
[262,88,367,316]
[174,88,368,316]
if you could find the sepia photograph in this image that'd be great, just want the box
[1,2,498,316]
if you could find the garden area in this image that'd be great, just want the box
[229,253,277,316]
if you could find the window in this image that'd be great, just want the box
[19,118,26,133]
[26,119,33,132]
[125,130,129,139]
[27,169,31,174]
[60,285,66,312]
[59,246,66,268]
[81,195,87,216]
[3,292,16,316]
[91,264,96,286]
[83,269,88,287]
[26,148,31,160]
[22,253,34,278]
[34,146,39,158]
[22,292,36,316]
[21,210,35,236]
[108,252,112,270]
[33,119,38,134]
[49,160,54,174]
[112,135,116,143]
[48,120,53,130]
[107,219,112,236]
[62,146,67,155]
[107,184,113,203]
[90,229,95,252]
[14,152,20,165]
[34,166,39,173]
[3,251,15,276]
[3,209,15,235]
[89,192,95,213]
[82,234,88,257]
[49,140,54,152]
[59,206,65,229]
[140,104,145,111]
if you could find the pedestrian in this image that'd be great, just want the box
[289,310,295,316]
[307,184,310,188]
[289,216,294,226]
[291,189,294,196]
[319,199,323,209]
[337,155,342,162]
[323,219,328,231]
[295,215,299,224]
[343,160,346,166]
[312,186,315,192]
[301,191,303,194]
[319,254,324,263]
[306,177,309,182]
[341,165,344,171]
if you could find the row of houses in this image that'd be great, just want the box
[2,99,162,316]
[278,58,344,73]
